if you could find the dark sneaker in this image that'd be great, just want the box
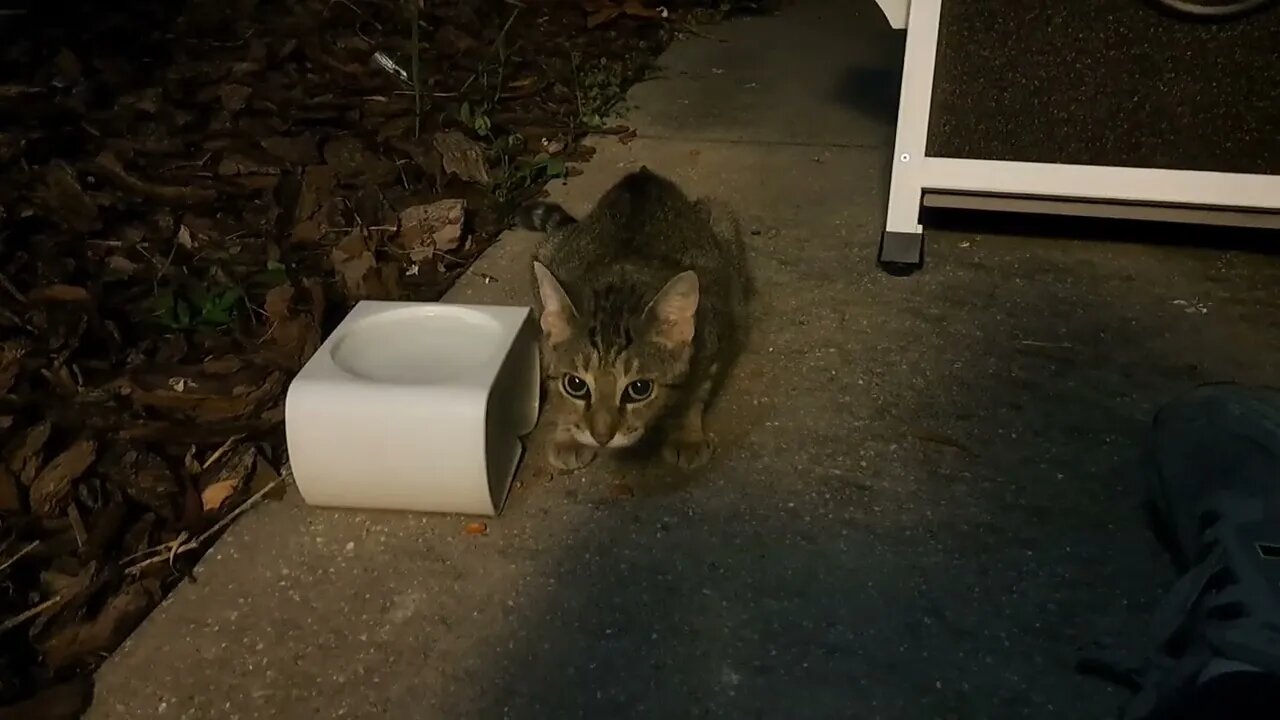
[1100,383,1280,720]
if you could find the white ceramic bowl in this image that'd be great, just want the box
[285,301,540,516]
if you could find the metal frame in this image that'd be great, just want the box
[874,0,1280,267]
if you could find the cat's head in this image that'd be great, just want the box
[532,261,698,449]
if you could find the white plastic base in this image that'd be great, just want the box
[285,301,540,517]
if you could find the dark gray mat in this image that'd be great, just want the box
[927,1,1280,175]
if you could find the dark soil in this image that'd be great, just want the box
[0,0,756,715]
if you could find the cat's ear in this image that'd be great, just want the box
[532,261,577,345]
[643,270,699,347]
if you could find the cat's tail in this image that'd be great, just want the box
[515,201,577,232]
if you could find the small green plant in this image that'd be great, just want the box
[494,152,569,202]
[151,284,244,330]
[249,260,289,290]
[458,100,493,138]
[572,54,629,130]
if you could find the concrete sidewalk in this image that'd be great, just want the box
[89,2,1280,719]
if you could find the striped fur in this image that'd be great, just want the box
[530,168,751,471]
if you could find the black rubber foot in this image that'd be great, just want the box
[878,230,924,276]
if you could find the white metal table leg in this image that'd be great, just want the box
[880,0,943,268]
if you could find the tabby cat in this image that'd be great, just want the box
[518,167,751,471]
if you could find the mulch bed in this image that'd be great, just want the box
[0,0,768,715]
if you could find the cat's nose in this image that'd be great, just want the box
[589,426,614,446]
[589,414,616,446]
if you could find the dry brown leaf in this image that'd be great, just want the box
[434,24,479,54]
[261,284,322,370]
[201,355,244,375]
[39,580,157,672]
[199,445,258,513]
[37,162,99,233]
[126,364,285,423]
[39,566,90,600]
[219,83,252,113]
[199,482,237,513]
[105,255,138,276]
[0,675,92,720]
[28,560,101,638]
[306,277,326,327]
[622,0,663,18]
[433,131,491,184]
[272,317,322,370]
[378,263,401,298]
[5,420,52,485]
[261,136,322,165]
[53,48,82,85]
[330,227,378,299]
[28,439,98,518]
[321,136,397,184]
[175,224,195,249]
[103,448,181,521]
[215,154,281,178]
[120,513,157,556]
[0,465,20,512]
[116,407,285,443]
[88,151,217,206]
[28,284,92,303]
[587,7,623,27]
[80,497,129,562]
[290,165,337,244]
[182,445,201,478]
[500,75,545,99]
[584,0,662,27]
[249,454,286,499]
[264,284,294,323]
[0,338,29,394]
[397,198,467,263]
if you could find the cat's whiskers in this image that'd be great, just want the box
[607,430,643,449]
[572,427,602,448]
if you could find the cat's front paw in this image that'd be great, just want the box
[548,438,598,471]
[662,432,713,469]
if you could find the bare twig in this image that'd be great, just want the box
[0,541,40,576]
[201,434,244,471]
[118,537,179,565]
[167,531,188,573]
[87,153,217,206]
[68,505,87,550]
[436,4,521,107]
[909,429,976,457]
[328,0,381,29]
[0,85,42,98]
[0,271,26,304]
[676,22,724,42]
[569,51,583,138]
[1017,340,1073,349]
[0,595,63,634]
[410,0,421,137]
[491,7,522,105]
[124,474,286,576]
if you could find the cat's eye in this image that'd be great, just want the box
[623,379,654,403]
[561,373,590,399]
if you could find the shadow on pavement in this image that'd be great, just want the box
[453,222,1280,718]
